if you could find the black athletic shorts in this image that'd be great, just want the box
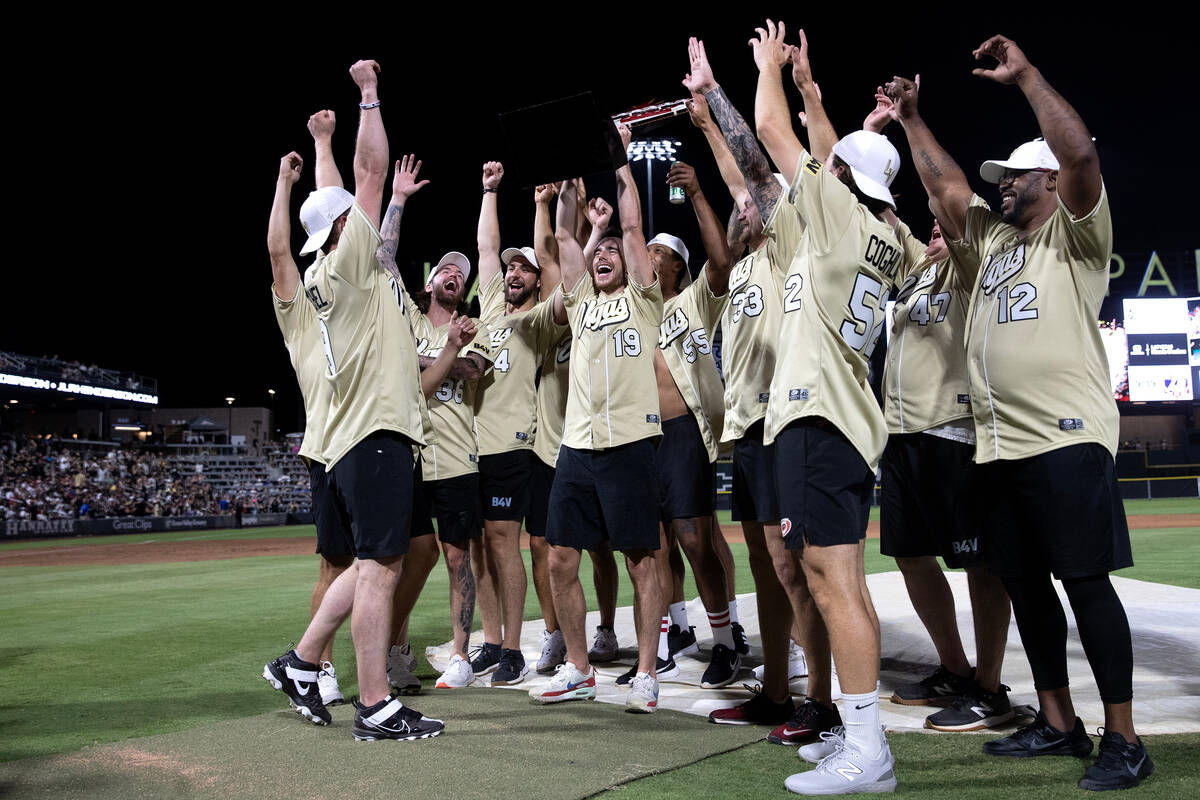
[880,432,983,568]
[526,455,555,537]
[410,456,435,538]
[775,418,873,550]
[308,459,355,557]
[478,449,532,522]
[422,473,483,545]
[327,431,415,560]
[974,443,1132,580]
[731,419,780,523]
[545,440,660,553]
[656,414,715,522]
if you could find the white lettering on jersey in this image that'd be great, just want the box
[658,307,690,349]
[488,327,513,348]
[729,257,754,291]
[581,296,632,330]
[980,243,1027,295]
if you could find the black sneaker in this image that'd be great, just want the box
[490,648,529,686]
[890,664,975,706]
[926,683,1016,731]
[701,644,742,689]
[767,696,843,744]
[982,710,1095,758]
[616,656,679,687]
[731,622,749,656]
[262,649,331,725]
[469,642,502,675]
[707,684,796,725]
[351,695,445,741]
[1078,730,1154,791]
[667,624,699,657]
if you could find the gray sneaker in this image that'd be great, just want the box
[537,629,567,675]
[785,733,897,795]
[387,645,421,695]
[588,626,618,663]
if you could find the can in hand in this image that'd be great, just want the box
[668,186,686,205]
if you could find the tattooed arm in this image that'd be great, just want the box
[885,75,973,240]
[375,156,430,283]
[973,35,1100,216]
[683,36,781,224]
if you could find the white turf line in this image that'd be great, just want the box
[426,573,1200,734]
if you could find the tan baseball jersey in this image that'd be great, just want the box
[720,244,786,443]
[300,203,428,469]
[764,150,915,470]
[946,188,1117,463]
[474,273,566,457]
[534,309,574,468]
[882,223,973,434]
[409,307,495,481]
[272,284,330,464]
[561,274,664,450]
[658,267,729,461]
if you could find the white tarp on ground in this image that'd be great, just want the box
[427,573,1200,734]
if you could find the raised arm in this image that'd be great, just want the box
[307,111,342,189]
[687,92,751,209]
[613,123,654,287]
[348,59,388,227]
[667,162,732,295]
[684,37,781,224]
[477,161,504,287]
[376,155,431,283]
[268,152,304,301]
[555,178,588,296]
[533,184,562,296]
[788,30,836,162]
[749,20,804,182]
[886,75,973,239]
[973,35,1101,215]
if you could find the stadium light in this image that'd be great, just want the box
[626,138,683,238]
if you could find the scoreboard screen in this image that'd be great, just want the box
[1120,297,1200,402]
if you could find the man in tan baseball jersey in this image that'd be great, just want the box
[886,35,1149,792]
[262,59,445,742]
[529,124,665,713]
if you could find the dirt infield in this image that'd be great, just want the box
[2,514,1196,568]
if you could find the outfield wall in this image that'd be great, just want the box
[3,512,315,539]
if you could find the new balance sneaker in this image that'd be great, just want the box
[626,672,660,713]
[784,733,897,795]
[469,642,502,676]
[701,644,742,689]
[262,649,331,725]
[387,645,421,695]
[798,726,845,764]
[1078,730,1154,791]
[667,624,699,657]
[753,640,809,682]
[351,695,444,741]
[982,710,1094,758]
[708,685,796,725]
[731,621,750,656]
[769,697,844,745]
[926,684,1015,732]
[435,653,475,689]
[537,629,567,674]
[530,661,597,703]
[491,648,529,686]
[588,625,619,663]
[890,665,974,706]
[616,656,679,688]
[318,661,345,706]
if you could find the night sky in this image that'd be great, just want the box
[8,13,1191,434]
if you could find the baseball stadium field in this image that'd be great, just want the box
[1,497,1197,798]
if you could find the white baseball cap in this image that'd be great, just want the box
[501,246,540,272]
[429,251,471,283]
[647,233,692,288]
[830,130,901,209]
[299,187,355,255]
[979,138,1060,184]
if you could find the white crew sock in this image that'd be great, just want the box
[728,598,739,624]
[842,686,884,759]
[669,601,688,629]
[657,615,670,660]
[707,607,735,649]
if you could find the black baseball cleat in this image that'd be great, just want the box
[701,644,741,689]
[667,624,699,657]
[616,656,679,688]
[926,683,1016,731]
[469,642,502,676]
[352,695,445,741]
[731,622,750,656]
[263,649,331,725]
[708,684,795,725]
[767,696,843,745]
[982,710,1094,758]
[890,664,975,706]
[1078,730,1153,791]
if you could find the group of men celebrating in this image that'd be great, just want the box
[260,25,1151,796]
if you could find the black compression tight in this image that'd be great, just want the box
[1001,572,1133,705]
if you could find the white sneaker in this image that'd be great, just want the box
[529,661,597,703]
[588,626,619,662]
[387,645,421,694]
[318,661,345,706]
[537,629,567,675]
[798,726,845,764]
[785,734,896,795]
[435,653,475,689]
[626,672,660,713]
[754,641,809,682]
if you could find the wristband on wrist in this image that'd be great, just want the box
[359,100,381,110]
[482,187,498,194]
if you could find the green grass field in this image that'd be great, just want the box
[1,497,1197,796]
